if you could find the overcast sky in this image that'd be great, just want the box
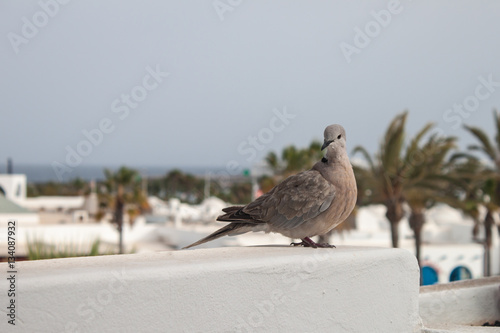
[2,1,500,176]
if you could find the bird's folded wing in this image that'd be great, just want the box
[242,170,336,230]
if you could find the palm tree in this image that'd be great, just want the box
[463,110,500,276]
[482,178,498,276]
[353,112,408,247]
[163,169,204,203]
[445,155,499,277]
[465,110,500,169]
[403,134,456,279]
[445,157,484,238]
[353,111,454,248]
[104,166,140,254]
[70,177,87,195]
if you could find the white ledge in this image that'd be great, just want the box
[1,246,421,332]
[420,276,500,332]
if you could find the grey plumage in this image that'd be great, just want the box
[183,124,357,249]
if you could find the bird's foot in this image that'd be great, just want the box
[290,237,336,249]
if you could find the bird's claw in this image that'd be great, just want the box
[290,237,336,248]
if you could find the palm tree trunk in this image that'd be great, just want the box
[389,221,399,248]
[484,210,494,277]
[415,226,422,285]
[472,217,480,240]
[409,210,425,285]
[386,199,404,248]
[115,185,124,254]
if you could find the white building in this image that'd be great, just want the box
[0,173,93,213]
[0,174,27,206]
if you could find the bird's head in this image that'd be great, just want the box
[322,124,347,153]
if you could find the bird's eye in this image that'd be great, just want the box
[337,134,341,139]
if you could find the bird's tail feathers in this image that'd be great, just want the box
[182,223,254,249]
[217,206,256,223]
[221,206,244,213]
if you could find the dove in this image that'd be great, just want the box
[183,124,357,249]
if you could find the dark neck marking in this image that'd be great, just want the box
[321,157,328,163]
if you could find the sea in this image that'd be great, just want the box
[0,163,223,183]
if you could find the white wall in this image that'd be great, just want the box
[1,247,421,333]
[0,174,26,204]
[420,244,484,283]
[420,276,500,330]
[0,213,39,226]
[22,196,85,211]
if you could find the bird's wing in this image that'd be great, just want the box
[242,169,336,230]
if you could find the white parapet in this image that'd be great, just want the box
[420,276,500,332]
[1,246,421,332]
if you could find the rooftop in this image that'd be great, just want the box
[0,194,32,214]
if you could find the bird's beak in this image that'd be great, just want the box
[321,140,333,150]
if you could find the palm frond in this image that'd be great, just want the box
[404,122,434,161]
[494,109,500,151]
[352,145,377,173]
[381,111,407,174]
[464,124,496,161]
[449,152,478,162]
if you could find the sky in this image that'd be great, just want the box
[1,1,500,179]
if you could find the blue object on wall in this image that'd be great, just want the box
[422,266,438,285]
[449,266,472,282]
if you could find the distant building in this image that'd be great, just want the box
[22,196,85,212]
[0,193,39,225]
[83,180,99,217]
[0,173,98,223]
[0,174,27,206]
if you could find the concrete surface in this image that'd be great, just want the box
[420,276,500,331]
[0,246,420,332]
